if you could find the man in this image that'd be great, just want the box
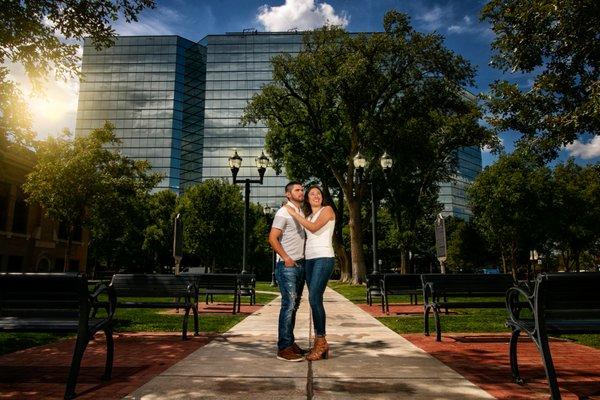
[269,181,307,362]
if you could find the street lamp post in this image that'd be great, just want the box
[229,149,270,274]
[262,205,278,287]
[353,151,393,276]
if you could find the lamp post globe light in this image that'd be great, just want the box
[228,149,270,274]
[262,204,278,287]
[353,151,393,276]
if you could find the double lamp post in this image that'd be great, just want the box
[353,151,393,277]
[228,149,270,275]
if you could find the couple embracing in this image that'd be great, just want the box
[268,181,335,362]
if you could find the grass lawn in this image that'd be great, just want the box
[255,281,280,293]
[0,289,277,356]
[328,280,600,350]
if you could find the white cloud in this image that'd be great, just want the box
[415,6,447,31]
[257,0,348,32]
[113,7,180,36]
[566,136,600,159]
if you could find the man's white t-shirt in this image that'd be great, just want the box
[271,202,305,262]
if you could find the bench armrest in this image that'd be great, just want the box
[90,283,117,320]
[187,282,199,303]
[506,285,535,334]
[423,282,435,305]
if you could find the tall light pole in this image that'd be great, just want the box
[353,151,393,276]
[228,149,270,274]
[262,204,277,287]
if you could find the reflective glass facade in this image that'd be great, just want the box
[439,146,482,220]
[201,32,303,206]
[76,36,205,191]
[76,32,482,217]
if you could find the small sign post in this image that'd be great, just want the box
[173,213,183,275]
[435,213,447,274]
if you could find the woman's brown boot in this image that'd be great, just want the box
[305,336,329,361]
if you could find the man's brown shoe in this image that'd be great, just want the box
[277,346,304,362]
[291,342,308,356]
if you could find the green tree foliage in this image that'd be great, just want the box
[142,190,178,270]
[23,122,160,270]
[243,10,495,283]
[1,0,155,86]
[445,216,496,273]
[1,0,155,148]
[550,160,600,271]
[176,179,245,272]
[481,0,600,157]
[0,70,34,153]
[468,151,554,277]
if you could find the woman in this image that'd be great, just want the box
[285,185,335,361]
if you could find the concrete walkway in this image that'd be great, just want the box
[124,288,494,399]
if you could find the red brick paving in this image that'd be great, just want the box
[0,301,264,399]
[403,333,600,400]
[358,302,424,317]
[0,333,213,399]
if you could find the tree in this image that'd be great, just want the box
[445,217,496,273]
[550,160,600,271]
[468,151,553,277]
[142,190,178,271]
[1,0,155,147]
[0,69,34,153]
[23,122,159,270]
[176,180,245,271]
[243,11,495,283]
[481,0,600,158]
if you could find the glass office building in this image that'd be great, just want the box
[201,32,303,205]
[76,32,482,217]
[75,36,205,191]
[438,146,482,220]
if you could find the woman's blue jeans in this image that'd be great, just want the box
[305,257,334,336]
[276,260,305,350]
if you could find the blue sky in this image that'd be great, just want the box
[11,0,599,166]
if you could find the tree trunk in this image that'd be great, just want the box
[334,240,351,282]
[332,188,351,282]
[348,197,366,284]
[400,249,408,274]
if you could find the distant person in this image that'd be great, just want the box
[285,185,335,361]
[268,181,307,362]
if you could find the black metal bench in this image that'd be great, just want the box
[237,273,257,308]
[108,274,199,339]
[381,273,422,313]
[0,273,116,400]
[506,272,600,400]
[366,273,383,306]
[422,273,514,341]
[183,273,241,314]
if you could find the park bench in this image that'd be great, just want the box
[108,274,199,339]
[0,273,116,400]
[381,273,422,313]
[237,273,257,308]
[506,272,600,400]
[183,273,241,314]
[366,273,383,306]
[421,273,515,341]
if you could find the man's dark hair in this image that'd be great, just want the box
[285,181,303,193]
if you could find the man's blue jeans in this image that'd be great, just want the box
[305,257,334,336]
[276,260,305,350]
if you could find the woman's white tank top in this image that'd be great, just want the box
[305,207,335,260]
